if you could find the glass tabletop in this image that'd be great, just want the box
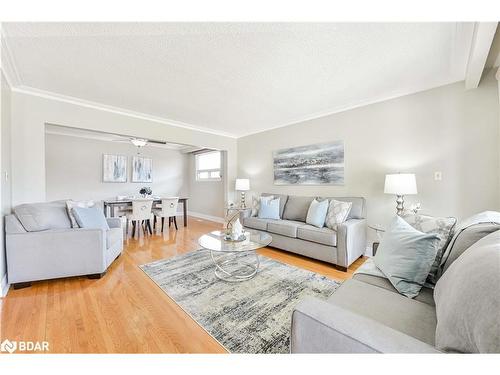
[198,229,272,253]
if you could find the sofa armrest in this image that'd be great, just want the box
[6,228,107,284]
[336,218,366,268]
[106,217,122,229]
[291,297,440,353]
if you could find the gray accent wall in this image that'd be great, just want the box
[237,70,500,244]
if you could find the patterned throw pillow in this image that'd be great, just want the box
[325,199,352,230]
[66,200,96,228]
[402,213,456,285]
[251,195,273,217]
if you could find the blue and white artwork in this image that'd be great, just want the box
[103,154,127,183]
[273,141,344,185]
[132,156,153,183]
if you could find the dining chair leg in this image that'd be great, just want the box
[153,216,156,230]
[161,217,165,232]
[146,219,153,235]
[125,219,129,237]
[173,216,178,230]
[131,221,136,238]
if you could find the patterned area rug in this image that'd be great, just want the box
[140,250,340,353]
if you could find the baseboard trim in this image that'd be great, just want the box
[188,211,225,224]
[0,274,10,297]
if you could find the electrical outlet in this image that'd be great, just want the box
[434,171,442,181]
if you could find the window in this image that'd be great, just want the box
[195,151,221,181]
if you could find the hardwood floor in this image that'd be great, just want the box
[0,217,366,353]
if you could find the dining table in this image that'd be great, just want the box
[103,197,189,227]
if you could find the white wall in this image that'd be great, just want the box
[187,152,226,219]
[10,91,238,207]
[1,71,12,296]
[238,70,500,245]
[45,133,190,203]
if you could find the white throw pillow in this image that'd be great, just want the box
[325,199,352,230]
[251,195,273,217]
[306,199,329,228]
[66,200,96,228]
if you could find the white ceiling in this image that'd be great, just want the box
[3,23,475,138]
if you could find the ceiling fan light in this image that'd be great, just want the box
[130,138,148,147]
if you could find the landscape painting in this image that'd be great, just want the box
[102,154,127,183]
[273,141,344,185]
[132,156,153,183]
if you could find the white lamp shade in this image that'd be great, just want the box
[235,178,250,191]
[384,174,417,195]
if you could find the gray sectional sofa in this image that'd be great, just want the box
[243,194,366,271]
[291,226,500,353]
[5,200,123,288]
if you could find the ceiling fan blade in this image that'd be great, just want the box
[147,139,167,145]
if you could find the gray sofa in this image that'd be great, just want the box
[291,227,500,353]
[5,200,123,288]
[243,194,366,271]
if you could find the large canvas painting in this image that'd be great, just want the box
[102,154,127,183]
[273,141,344,185]
[132,156,153,183]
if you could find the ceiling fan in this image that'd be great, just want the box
[111,137,167,148]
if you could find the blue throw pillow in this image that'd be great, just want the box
[306,198,329,228]
[72,206,110,231]
[374,216,440,298]
[258,197,280,220]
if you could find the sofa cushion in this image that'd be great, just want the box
[434,230,500,353]
[353,272,435,307]
[283,196,314,222]
[441,222,500,274]
[402,213,456,285]
[297,224,337,246]
[243,217,272,231]
[327,279,437,346]
[267,220,303,238]
[262,193,288,219]
[374,216,440,298]
[14,200,72,232]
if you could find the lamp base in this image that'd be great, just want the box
[240,191,246,208]
[396,195,405,216]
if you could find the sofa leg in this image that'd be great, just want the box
[87,272,106,279]
[13,282,32,289]
[335,265,348,272]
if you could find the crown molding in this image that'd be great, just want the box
[12,86,238,139]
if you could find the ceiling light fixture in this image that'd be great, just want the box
[130,138,148,147]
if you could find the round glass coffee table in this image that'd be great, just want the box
[198,229,272,282]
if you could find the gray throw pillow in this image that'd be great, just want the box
[434,230,500,353]
[402,213,456,285]
[72,206,110,231]
[374,216,440,298]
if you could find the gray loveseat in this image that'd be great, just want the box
[5,200,123,288]
[291,225,500,353]
[243,194,366,271]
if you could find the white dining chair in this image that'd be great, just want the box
[126,198,154,238]
[153,197,179,232]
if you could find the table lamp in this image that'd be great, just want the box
[384,173,417,215]
[235,179,250,208]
